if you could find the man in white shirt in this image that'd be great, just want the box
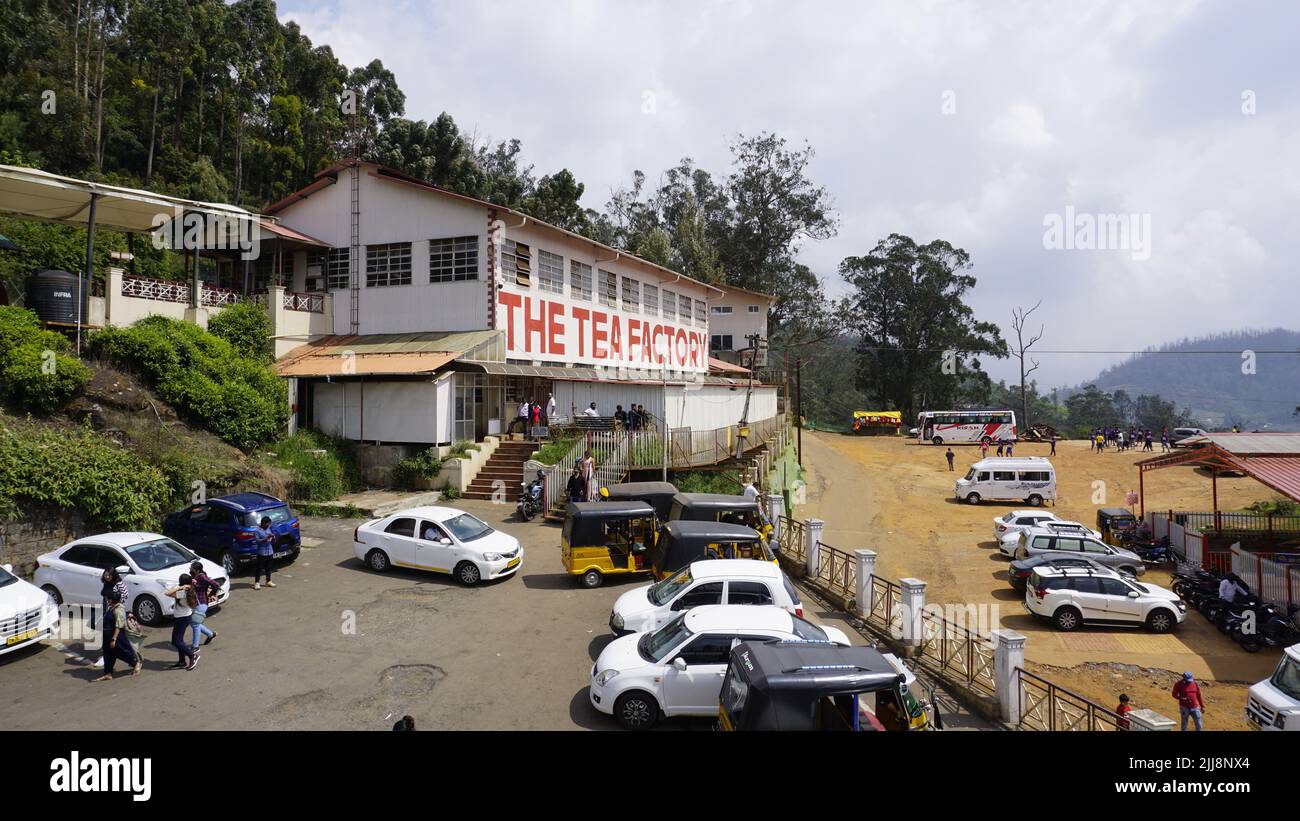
[1218,575,1246,603]
[514,399,531,433]
[582,402,599,417]
[546,393,556,423]
[742,480,759,500]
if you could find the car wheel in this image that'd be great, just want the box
[613,691,659,730]
[1118,566,1138,578]
[455,561,482,586]
[581,569,603,589]
[219,550,237,577]
[1027,494,1043,507]
[966,493,980,505]
[1146,609,1174,633]
[133,595,162,627]
[366,549,391,573]
[1053,607,1081,631]
[931,436,943,445]
[41,585,62,606]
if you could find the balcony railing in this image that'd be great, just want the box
[284,291,325,313]
[121,276,190,303]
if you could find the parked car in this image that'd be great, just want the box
[955,457,1056,506]
[163,493,301,577]
[992,510,1062,542]
[1245,643,1300,730]
[997,520,1102,556]
[1013,529,1146,576]
[353,506,523,586]
[589,604,851,730]
[1024,564,1184,633]
[0,563,61,657]
[1170,427,1209,447]
[1007,555,1135,590]
[609,560,803,636]
[34,534,229,626]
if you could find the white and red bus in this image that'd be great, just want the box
[916,410,1016,445]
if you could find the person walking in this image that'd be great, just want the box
[188,560,219,651]
[1172,672,1205,731]
[945,448,955,471]
[1095,431,1104,453]
[581,449,596,500]
[995,440,1004,457]
[253,515,276,590]
[566,464,586,504]
[545,392,556,425]
[1005,440,1014,457]
[92,567,130,668]
[980,439,989,459]
[1161,428,1170,452]
[165,575,199,671]
[92,588,138,681]
[1049,434,1057,456]
[514,398,531,435]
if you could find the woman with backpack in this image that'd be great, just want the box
[188,560,220,651]
[253,516,276,590]
[165,575,199,671]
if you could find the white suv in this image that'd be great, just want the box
[993,510,1061,542]
[997,520,1101,556]
[609,560,802,636]
[589,605,851,729]
[1025,565,1185,633]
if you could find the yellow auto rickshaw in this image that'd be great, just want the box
[649,520,773,581]
[668,492,775,550]
[562,501,658,588]
[599,481,679,521]
[1096,507,1140,546]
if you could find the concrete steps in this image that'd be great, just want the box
[460,441,538,500]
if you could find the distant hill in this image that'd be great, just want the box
[1084,328,1300,431]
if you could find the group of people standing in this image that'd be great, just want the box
[1090,425,1166,453]
[566,448,599,503]
[614,404,651,430]
[978,437,1016,458]
[514,394,557,434]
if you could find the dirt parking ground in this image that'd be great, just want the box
[799,430,1284,730]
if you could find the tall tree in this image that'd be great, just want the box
[1010,301,1044,430]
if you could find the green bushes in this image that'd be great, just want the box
[672,471,742,495]
[447,440,477,458]
[88,315,288,450]
[0,420,170,529]
[392,448,444,490]
[0,306,90,414]
[260,430,362,501]
[1246,497,1299,517]
[208,301,273,362]
[534,437,578,465]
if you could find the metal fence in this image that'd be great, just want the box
[812,541,857,601]
[865,576,903,635]
[121,276,190,303]
[1171,510,1300,535]
[779,516,806,562]
[284,291,325,312]
[916,607,997,696]
[1230,544,1300,608]
[541,431,629,517]
[1015,668,1126,731]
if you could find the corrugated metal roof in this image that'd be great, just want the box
[1180,433,1300,455]
[1222,455,1300,503]
[274,330,499,377]
[457,360,745,387]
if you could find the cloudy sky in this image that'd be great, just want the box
[279,0,1300,388]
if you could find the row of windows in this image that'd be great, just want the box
[927,412,1014,425]
[309,238,479,289]
[710,305,765,314]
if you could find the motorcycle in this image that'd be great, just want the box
[516,470,545,522]
[1228,603,1300,652]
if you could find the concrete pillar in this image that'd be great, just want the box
[855,550,877,616]
[1127,708,1175,731]
[183,306,210,329]
[899,578,926,646]
[993,629,1027,725]
[267,284,287,335]
[765,493,784,546]
[105,266,124,326]
[804,518,824,578]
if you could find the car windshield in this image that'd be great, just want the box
[963,469,976,481]
[648,566,693,606]
[125,538,196,572]
[442,513,493,542]
[640,614,692,662]
[1270,656,1300,701]
[0,565,16,588]
[242,505,293,526]
[790,615,829,641]
[1000,513,1016,523]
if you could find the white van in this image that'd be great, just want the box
[955,457,1056,506]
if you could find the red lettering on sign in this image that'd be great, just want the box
[675,328,687,365]
[497,291,521,350]
[610,314,622,359]
[546,301,565,356]
[688,332,700,367]
[652,325,664,363]
[592,311,608,359]
[571,306,589,357]
[523,296,547,354]
[626,319,639,361]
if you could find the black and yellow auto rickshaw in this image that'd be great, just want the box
[718,640,935,731]
[600,481,679,521]
[669,493,774,544]
[1097,507,1140,546]
[649,520,773,580]
[562,501,658,588]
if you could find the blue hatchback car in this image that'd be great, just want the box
[163,492,301,577]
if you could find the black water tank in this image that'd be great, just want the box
[23,268,88,325]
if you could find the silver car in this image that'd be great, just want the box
[1013,529,1146,576]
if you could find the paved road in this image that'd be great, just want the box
[1,500,844,731]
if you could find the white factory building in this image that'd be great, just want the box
[264,160,779,445]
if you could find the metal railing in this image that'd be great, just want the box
[618,413,786,470]
[1015,667,1126,731]
[917,607,996,696]
[284,291,325,313]
[1156,510,1300,536]
[121,276,190,303]
[1231,544,1300,608]
[541,431,629,517]
[779,516,806,561]
[812,541,856,601]
[866,576,903,635]
[201,285,242,307]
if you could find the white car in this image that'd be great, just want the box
[34,533,230,626]
[1024,564,1184,633]
[992,510,1062,542]
[0,563,60,657]
[609,560,803,636]
[997,520,1102,556]
[353,506,523,585]
[589,604,851,729]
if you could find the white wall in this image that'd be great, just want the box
[314,382,362,439]
[312,379,447,444]
[667,383,778,431]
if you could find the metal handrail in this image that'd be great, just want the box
[917,607,996,696]
[1015,667,1126,731]
[813,541,856,600]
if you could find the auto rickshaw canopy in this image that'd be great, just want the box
[669,492,761,523]
[719,640,906,731]
[650,519,767,576]
[1096,507,1138,529]
[602,482,679,520]
[564,501,657,546]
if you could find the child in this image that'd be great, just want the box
[1116,693,1132,730]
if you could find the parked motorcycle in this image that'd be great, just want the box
[516,470,545,521]
[1228,603,1300,652]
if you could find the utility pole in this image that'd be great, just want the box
[795,356,803,467]
[735,333,763,459]
[661,369,670,482]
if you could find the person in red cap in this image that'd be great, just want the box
[1171,672,1204,731]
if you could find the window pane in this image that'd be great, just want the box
[385,517,416,537]
[569,260,592,301]
[538,249,564,294]
[621,277,639,312]
[678,294,693,325]
[366,243,412,287]
[662,290,677,319]
[694,300,707,323]
[643,284,658,315]
[429,236,478,283]
[598,269,618,306]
